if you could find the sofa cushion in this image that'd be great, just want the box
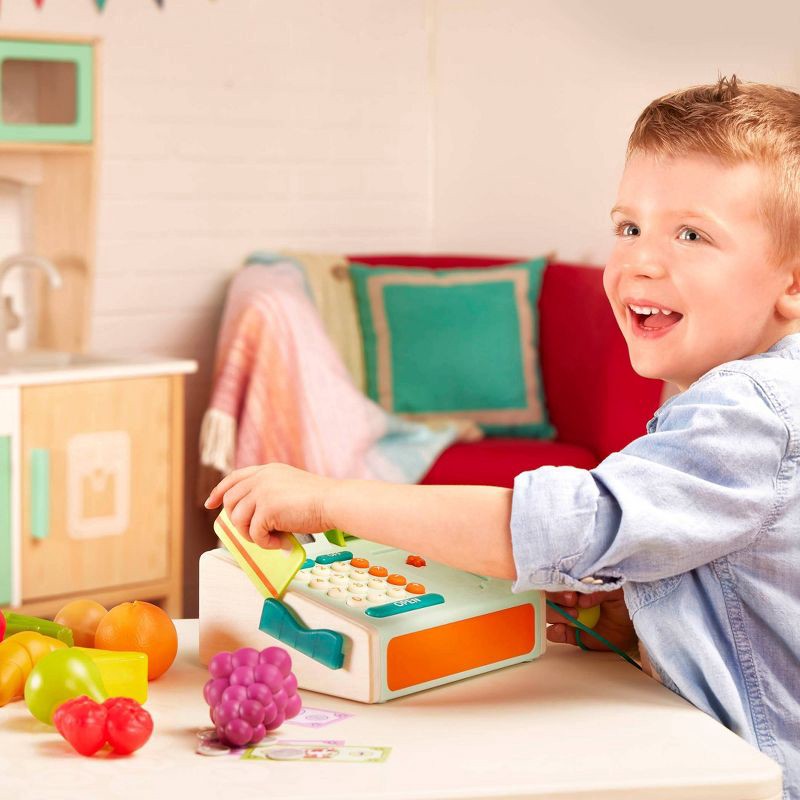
[349,258,554,438]
[419,439,598,488]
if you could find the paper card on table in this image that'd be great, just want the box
[242,744,391,762]
[284,706,353,728]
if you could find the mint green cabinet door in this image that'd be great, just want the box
[0,39,93,143]
[0,436,11,605]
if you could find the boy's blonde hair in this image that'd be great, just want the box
[627,75,800,267]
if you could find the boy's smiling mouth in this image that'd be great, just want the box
[625,300,684,337]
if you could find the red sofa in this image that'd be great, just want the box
[348,255,666,488]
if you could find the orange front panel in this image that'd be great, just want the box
[386,604,536,691]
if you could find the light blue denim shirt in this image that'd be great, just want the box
[511,332,800,799]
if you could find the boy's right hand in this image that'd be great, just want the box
[545,588,637,652]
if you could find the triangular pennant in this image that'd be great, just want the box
[95,0,107,10]
[34,0,44,7]
[153,0,163,6]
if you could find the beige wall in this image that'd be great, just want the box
[433,0,800,261]
[2,0,800,612]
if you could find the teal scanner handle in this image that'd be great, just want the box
[259,598,345,670]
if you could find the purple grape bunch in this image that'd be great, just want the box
[202,646,302,748]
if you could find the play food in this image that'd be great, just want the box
[25,647,108,724]
[575,606,602,629]
[53,696,153,757]
[94,601,178,681]
[2,611,74,646]
[204,646,302,747]
[54,599,108,648]
[53,696,108,756]
[74,647,148,704]
[103,697,153,754]
[0,631,67,706]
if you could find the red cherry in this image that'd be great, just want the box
[103,697,153,755]
[53,696,108,757]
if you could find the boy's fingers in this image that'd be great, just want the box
[221,480,254,513]
[229,497,256,540]
[577,591,606,607]
[546,604,577,624]
[547,623,605,651]
[546,591,576,606]
[204,466,261,508]
[547,623,578,646]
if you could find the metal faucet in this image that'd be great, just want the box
[0,254,63,354]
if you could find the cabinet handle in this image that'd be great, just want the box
[0,436,11,604]
[30,448,50,541]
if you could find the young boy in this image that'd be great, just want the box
[206,76,800,798]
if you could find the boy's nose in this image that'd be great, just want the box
[620,246,669,279]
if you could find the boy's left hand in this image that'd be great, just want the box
[204,463,336,548]
[546,588,637,652]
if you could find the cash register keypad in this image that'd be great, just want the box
[293,555,439,615]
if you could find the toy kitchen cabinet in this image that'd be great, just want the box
[0,356,197,618]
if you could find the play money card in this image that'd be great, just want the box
[242,744,391,763]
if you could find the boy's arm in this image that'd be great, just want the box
[205,463,516,580]
[326,478,516,580]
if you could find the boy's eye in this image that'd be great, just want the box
[678,227,703,242]
[614,222,640,236]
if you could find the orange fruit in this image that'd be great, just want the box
[94,601,178,681]
[54,598,108,647]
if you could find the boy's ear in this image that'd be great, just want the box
[776,263,800,320]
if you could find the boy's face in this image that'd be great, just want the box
[604,151,794,390]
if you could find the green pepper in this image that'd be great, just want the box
[2,611,74,646]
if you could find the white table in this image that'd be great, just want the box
[0,620,783,799]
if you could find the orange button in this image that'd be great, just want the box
[387,574,407,586]
[406,583,425,594]
[368,566,388,577]
[406,555,426,568]
[350,558,370,569]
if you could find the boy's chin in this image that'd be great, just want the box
[628,354,674,383]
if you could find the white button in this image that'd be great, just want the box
[580,576,597,584]
[309,578,332,591]
[329,574,349,587]
[346,595,368,608]
[367,591,387,603]
[350,568,368,578]
[387,587,406,599]
[367,578,386,590]
[591,579,604,585]
[331,562,351,574]
[326,588,347,600]
[293,570,312,583]
[348,582,368,594]
[311,565,332,577]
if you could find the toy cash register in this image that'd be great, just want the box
[199,510,546,703]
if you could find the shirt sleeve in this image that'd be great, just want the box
[510,368,789,593]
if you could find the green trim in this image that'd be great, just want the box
[0,437,11,605]
[30,448,49,541]
[0,40,93,143]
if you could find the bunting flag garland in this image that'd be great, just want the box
[3,0,208,12]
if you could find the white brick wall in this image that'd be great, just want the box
[4,0,800,613]
[0,0,435,612]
